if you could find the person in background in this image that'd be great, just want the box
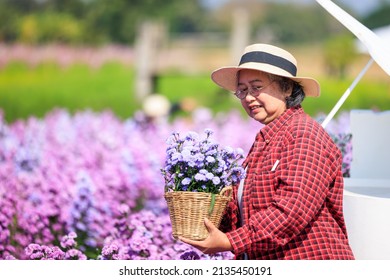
[179,43,355,260]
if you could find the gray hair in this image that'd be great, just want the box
[268,73,305,108]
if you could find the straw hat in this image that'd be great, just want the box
[211,44,320,97]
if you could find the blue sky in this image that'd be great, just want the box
[201,0,389,16]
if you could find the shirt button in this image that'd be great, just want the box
[265,139,270,144]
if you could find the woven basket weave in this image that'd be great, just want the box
[164,186,232,241]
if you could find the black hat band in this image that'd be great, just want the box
[239,51,297,76]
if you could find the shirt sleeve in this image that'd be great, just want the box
[226,121,341,255]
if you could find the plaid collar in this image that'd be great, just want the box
[260,105,304,143]
[242,106,304,168]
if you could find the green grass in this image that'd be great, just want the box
[1,61,389,123]
[0,62,137,123]
[302,78,390,117]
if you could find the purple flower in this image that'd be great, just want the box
[180,250,200,260]
[101,243,120,260]
[171,152,182,163]
[25,244,41,256]
[60,232,77,249]
[206,156,215,163]
[185,131,199,141]
[181,149,192,162]
[161,128,246,193]
[236,148,244,156]
[212,177,221,185]
[65,249,87,260]
[48,247,66,260]
[205,172,214,180]
[25,244,66,260]
[194,173,206,181]
[204,128,213,137]
[181,178,191,185]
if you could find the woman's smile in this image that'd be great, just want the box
[249,104,263,115]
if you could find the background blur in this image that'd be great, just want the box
[1,0,390,123]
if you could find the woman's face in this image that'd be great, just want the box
[237,69,290,125]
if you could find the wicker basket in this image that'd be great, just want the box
[164,186,232,241]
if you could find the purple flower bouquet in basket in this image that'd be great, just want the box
[161,129,246,240]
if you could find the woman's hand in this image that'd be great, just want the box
[179,218,233,254]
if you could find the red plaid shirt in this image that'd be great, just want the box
[222,106,355,260]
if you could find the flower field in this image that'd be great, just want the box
[0,107,351,260]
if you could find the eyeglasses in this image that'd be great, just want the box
[234,81,274,100]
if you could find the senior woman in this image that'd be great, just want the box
[180,43,355,260]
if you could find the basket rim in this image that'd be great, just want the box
[164,185,232,197]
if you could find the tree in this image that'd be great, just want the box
[207,1,345,45]
[323,34,358,79]
[259,3,332,44]
[0,0,207,45]
[362,3,390,29]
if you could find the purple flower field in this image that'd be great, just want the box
[0,108,351,260]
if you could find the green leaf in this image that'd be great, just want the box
[208,193,216,216]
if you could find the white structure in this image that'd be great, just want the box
[314,1,390,260]
[343,110,390,259]
[356,25,390,55]
[317,0,390,129]
[134,21,165,101]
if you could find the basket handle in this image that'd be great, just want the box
[208,186,233,216]
[219,186,232,197]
